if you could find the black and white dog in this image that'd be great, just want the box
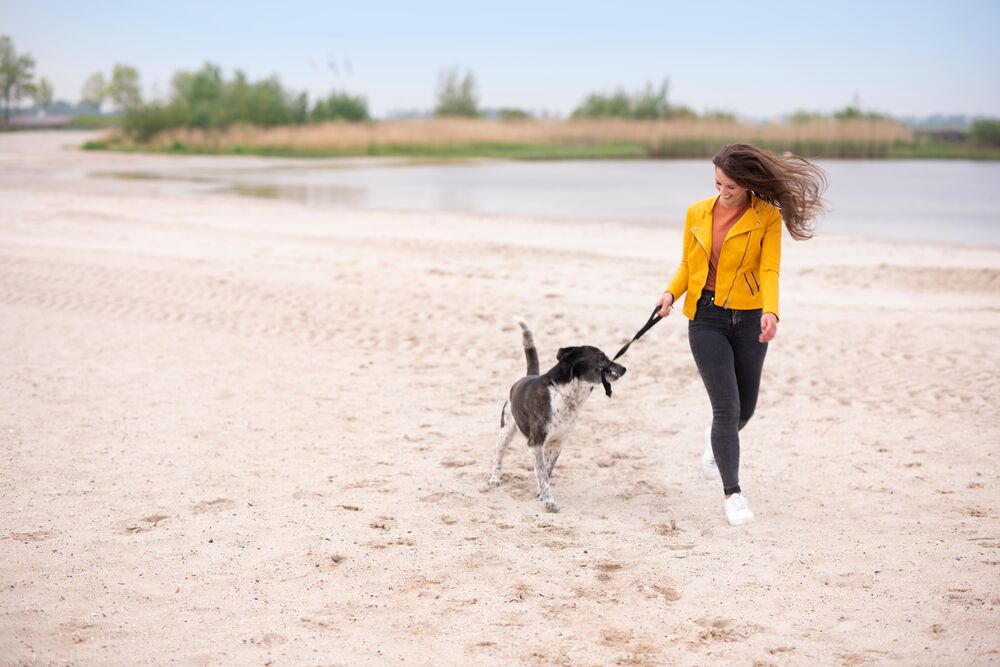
[487,318,626,512]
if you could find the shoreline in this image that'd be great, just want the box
[82,135,1000,161]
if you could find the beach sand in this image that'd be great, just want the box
[2,131,999,665]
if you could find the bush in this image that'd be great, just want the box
[572,89,632,119]
[833,104,890,121]
[121,62,369,142]
[970,118,1000,146]
[789,110,827,124]
[121,102,189,142]
[435,68,479,117]
[571,80,692,120]
[497,108,532,120]
[312,91,369,122]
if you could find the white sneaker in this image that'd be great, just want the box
[724,494,755,526]
[702,426,720,480]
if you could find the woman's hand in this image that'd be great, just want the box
[760,312,778,342]
[655,292,674,317]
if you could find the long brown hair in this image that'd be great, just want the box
[713,144,827,240]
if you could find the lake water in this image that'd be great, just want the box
[102,159,1000,245]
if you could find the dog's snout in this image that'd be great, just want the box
[605,363,626,379]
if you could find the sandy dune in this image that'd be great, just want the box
[2,131,999,665]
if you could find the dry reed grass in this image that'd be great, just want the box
[148,118,912,154]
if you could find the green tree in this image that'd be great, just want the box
[572,89,631,119]
[245,75,293,126]
[312,90,369,122]
[290,91,310,124]
[34,76,53,110]
[171,63,223,127]
[435,68,479,117]
[108,64,142,111]
[789,109,827,124]
[571,79,678,120]
[122,62,365,140]
[833,95,889,121]
[0,35,37,123]
[630,81,670,119]
[970,118,1000,146]
[498,108,531,120]
[702,110,736,122]
[80,71,107,110]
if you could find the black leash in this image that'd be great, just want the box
[613,306,664,361]
[602,306,666,397]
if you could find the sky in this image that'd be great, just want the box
[3,0,999,119]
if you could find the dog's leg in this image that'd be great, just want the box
[531,443,559,513]
[488,401,516,487]
[544,439,563,479]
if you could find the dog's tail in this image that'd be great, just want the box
[513,317,539,376]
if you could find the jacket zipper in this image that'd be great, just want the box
[744,274,755,295]
[723,233,752,308]
[692,223,710,258]
[751,271,761,292]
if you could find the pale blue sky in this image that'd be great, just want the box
[4,0,998,118]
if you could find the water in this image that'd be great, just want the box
[97,159,1000,245]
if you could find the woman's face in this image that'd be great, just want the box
[714,166,749,207]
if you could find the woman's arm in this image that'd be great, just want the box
[759,210,782,320]
[663,209,693,305]
[758,210,782,342]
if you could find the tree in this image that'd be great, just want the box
[171,63,223,127]
[571,79,677,120]
[80,71,108,110]
[434,68,479,117]
[107,64,142,111]
[970,118,1000,147]
[630,81,670,119]
[312,90,369,122]
[34,77,53,110]
[572,89,631,119]
[0,35,37,123]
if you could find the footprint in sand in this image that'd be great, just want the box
[595,561,623,582]
[692,617,760,645]
[246,633,287,647]
[419,490,469,503]
[654,520,681,536]
[190,498,235,514]
[4,530,58,541]
[314,554,346,572]
[123,515,170,534]
[651,583,681,601]
[441,457,476,468]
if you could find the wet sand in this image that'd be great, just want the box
[2,131,999,665]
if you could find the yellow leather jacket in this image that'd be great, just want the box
[665,194,782,319]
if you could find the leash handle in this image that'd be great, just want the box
[612,306,664,361]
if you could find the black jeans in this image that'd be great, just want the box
[688,291,768,496]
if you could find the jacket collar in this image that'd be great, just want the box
[691,194,764,251]
[727,195,764,239]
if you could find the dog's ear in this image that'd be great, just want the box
[556,347,580,362]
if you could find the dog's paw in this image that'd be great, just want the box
[543,499,560,513]
[486,474,501,488]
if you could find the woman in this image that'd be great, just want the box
[654,144,827,525]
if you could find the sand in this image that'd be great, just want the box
[1,131,999,666]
